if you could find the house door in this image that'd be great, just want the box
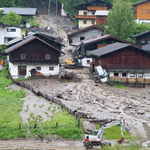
[18,66,26,75]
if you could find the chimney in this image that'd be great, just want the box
[22,35,24,40]
[25,30,28,36]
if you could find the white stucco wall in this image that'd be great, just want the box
[4,27,21,38]
[81,58,93,67]
[0,25,4,44]
[9,62,60,78]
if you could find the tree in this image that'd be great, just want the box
[1,11,22,26]
[106,0,135,41]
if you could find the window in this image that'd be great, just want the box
[83,12,87,15]
[49,67,54,71]
[45,54,50,59]
[141,38,145,44]
[138,73,143,77]
[100,4,104,7]
[87,60,90,64]
[21,54,26,59]
[122,73,127,77]
[96,3,99,6]
[7,28,16,32]
[114,73,119,76]
[91,11,95,15]
[147,38,150,43]
[91,3,95,6]
[83,19,87,24]
[36,67,41,70]
[8,38,13,42]
[99,16,104,19]
[80,37,85,40]
[91,19,95,24]
[130,73,135,77]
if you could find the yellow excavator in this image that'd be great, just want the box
[64,41,86,69]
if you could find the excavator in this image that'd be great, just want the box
[64,41,86,69]
[83,118,125,149]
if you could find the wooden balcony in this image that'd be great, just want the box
[12,59,59,64]
[87,6,108,10]
[106,64,150,71]
[75,15,96,19]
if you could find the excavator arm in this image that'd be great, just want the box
[97,118,125,141]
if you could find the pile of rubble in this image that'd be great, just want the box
[59,70,82,82]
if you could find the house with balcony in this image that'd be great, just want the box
[0,23,21,44]
[88,42,150,83]
[4,36,65,79]
[73,0,112,29]
[133,0,150,24]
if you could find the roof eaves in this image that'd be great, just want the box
[132,0,148,6]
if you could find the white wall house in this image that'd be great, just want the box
[0,24,21,45]
[5,36,64,79]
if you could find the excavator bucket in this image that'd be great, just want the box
[117,137,125,144]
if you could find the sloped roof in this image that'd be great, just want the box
[132,30,150,38]
[68,25,104,37]
[142,44,150,52]
[73,0,112,9]
[132,0,148,6]
[0,22,20,28]
[95,10,109,16]
[71,34,140,47]
[3,8,37,15]
[4,36,65,54]
[4,32,64,47]
[88,42,144,57]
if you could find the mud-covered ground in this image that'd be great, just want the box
[17,67,150,141]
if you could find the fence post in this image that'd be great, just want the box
[19,123,21,129]
[56,122,58,127]
[34,123,36,128]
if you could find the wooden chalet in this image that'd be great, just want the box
[71,34,140,56]
[73,0,112,28]
[68,25,104,44]
[133,0,150,24]
[132,30,150,46]
[5,36,65,79]
[88,42,150,83]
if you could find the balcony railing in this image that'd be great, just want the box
[106,64,150,70]
[87,6,108,10]
[75,15,96,19]
[12,59,59,64]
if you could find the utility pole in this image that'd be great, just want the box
[56,0,59,37]
[47,0,50,30]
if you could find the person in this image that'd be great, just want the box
[1,60,3,66]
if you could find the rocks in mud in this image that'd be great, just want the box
[137,110,145,115]
[143,93,147,99]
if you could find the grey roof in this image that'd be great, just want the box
[95,10,109,16]
[4,32,60,46]
[4,36,65,54]
[132,0,148,6]
[4,32,36,46]
[132,30,150,38]
[88,42,141,57]
[71,34,110,46]
[3,8,37,15]
[142,44,150,51]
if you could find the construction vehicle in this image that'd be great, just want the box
[83,118,125,149]
[64,41,86,68]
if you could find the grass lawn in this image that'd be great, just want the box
[96,124,131,140]
[0,65,27,139]
[29,109,82,140]
[110,84,127,89]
